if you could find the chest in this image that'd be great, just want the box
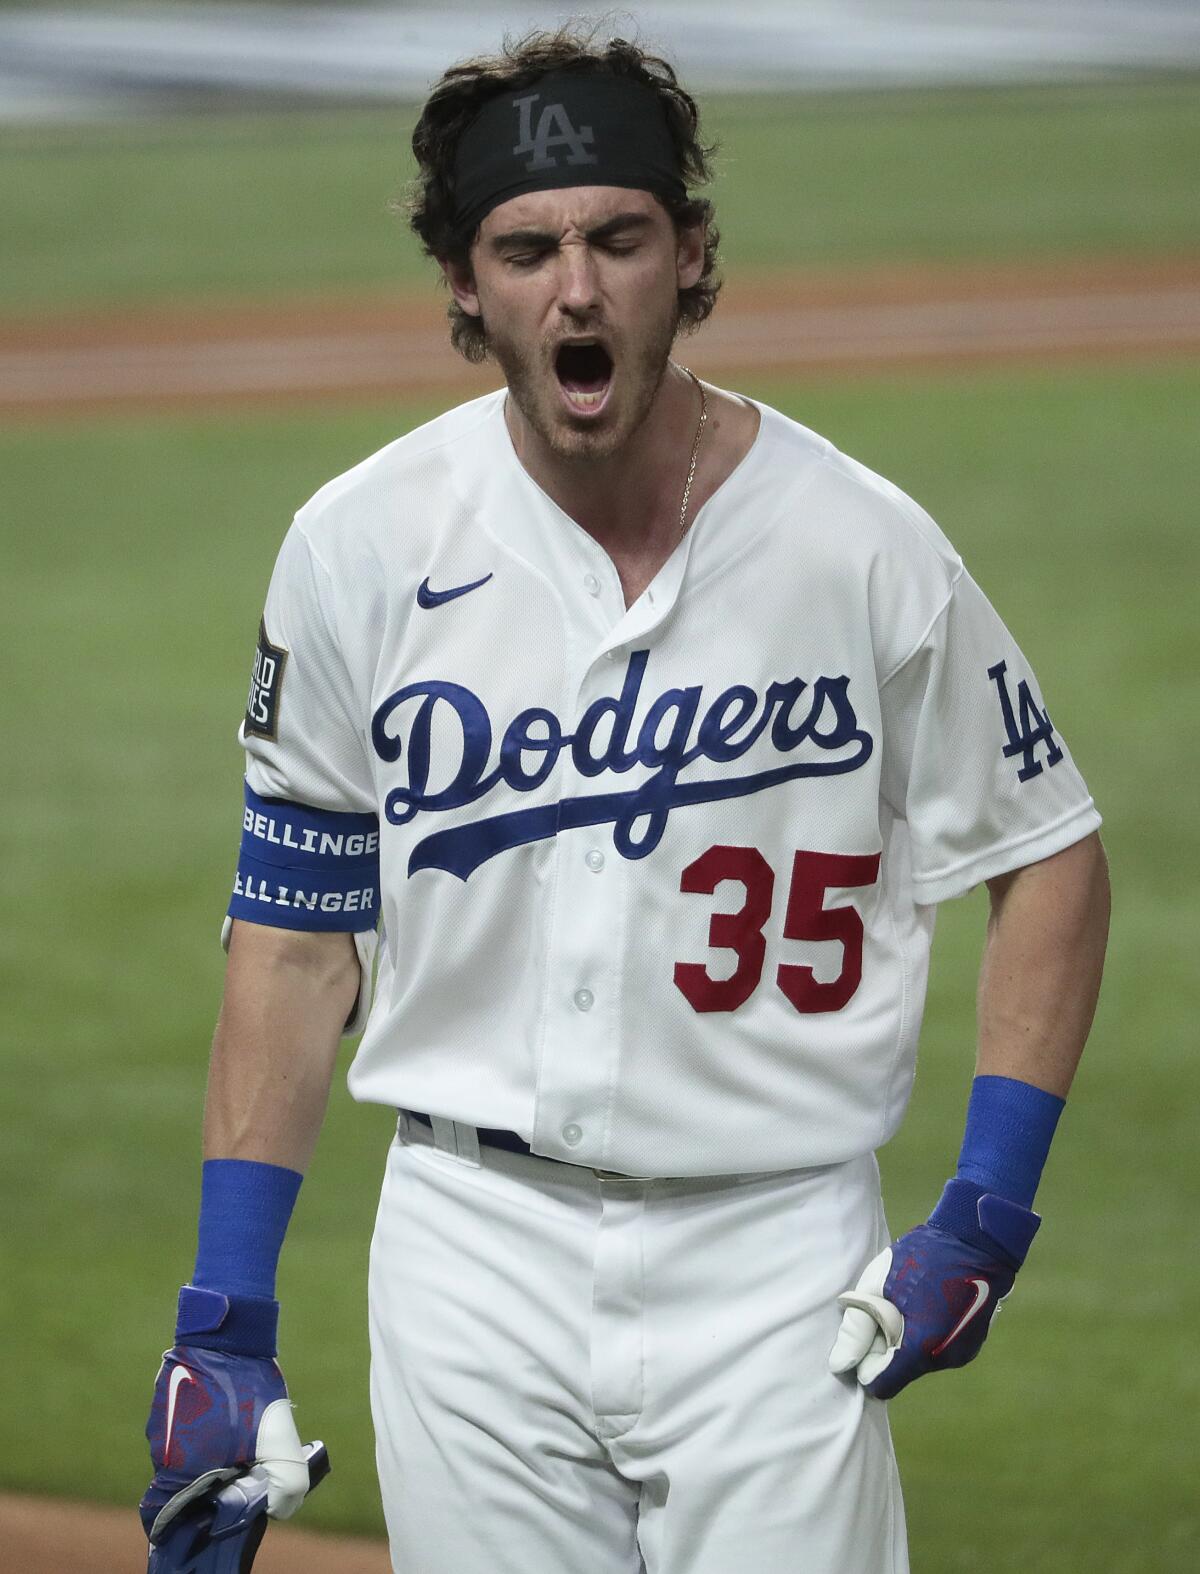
[361,552,884,887]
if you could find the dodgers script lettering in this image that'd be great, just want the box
[371,650,873,880]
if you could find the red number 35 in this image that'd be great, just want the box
[673,846,881,1014]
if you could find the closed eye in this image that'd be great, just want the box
[504,242,637,266]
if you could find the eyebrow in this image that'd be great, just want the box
[489,212,653,251]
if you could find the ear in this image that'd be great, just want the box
[441,255,482,318]
[675,221,705,292]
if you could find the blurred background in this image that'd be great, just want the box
[2,3,1197,1570]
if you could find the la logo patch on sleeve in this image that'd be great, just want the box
[987,659,1063,782]
[245,619,288,740]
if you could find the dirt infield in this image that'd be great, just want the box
[2,256,1198,420]
[0,1491,392,1573]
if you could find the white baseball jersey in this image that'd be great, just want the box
[238,389,1099,1177]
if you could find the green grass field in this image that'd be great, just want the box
[2,80,1198,1569]
[2,79,1199,313]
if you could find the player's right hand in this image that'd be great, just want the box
[140,1336,309,1543]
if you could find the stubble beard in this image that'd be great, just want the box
[486,301,681,466]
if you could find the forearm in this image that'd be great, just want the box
[143,923,358,1536]
[142,931,350,1538]
[203,918,362,1173]
[831,835,1110,1393]
[976,831,1110,1097]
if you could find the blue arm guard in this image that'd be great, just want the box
[228,782,380,933]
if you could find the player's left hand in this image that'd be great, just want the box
[828,1179,1042,1400]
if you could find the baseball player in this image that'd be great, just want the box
[141,28,1111,1574]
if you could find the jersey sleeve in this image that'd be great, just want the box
[880,568,1101,906]
[239,521,375,813]
[224,522,380,1031]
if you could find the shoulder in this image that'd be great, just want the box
[290,391,507,568]
[753,399,961,582]
[745,399,966,677]
[747,399,962,590]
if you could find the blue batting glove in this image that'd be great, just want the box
[139,1287,308,1544]
[828,1179,1041,1400]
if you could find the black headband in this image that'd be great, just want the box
[452,72,688,234]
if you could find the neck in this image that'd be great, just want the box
[505,360,700,555]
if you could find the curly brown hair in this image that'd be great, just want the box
[405,21,721,364]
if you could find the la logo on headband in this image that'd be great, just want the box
[513,92,599,172]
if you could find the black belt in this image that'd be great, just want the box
[402,1109,642,1179]
[403,1108,537,1159]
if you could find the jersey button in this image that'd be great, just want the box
[573,987,594,1012]
[583,573,601,596]
[585,849,605,872]
[562,1123,583,1146]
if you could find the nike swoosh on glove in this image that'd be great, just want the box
[827,1179,1041,1401]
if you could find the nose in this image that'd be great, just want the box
[556,244,601,317]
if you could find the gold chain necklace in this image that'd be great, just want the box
[676,367,708,542]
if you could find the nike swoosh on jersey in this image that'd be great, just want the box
[163,1364,196,1466]
[931,1277,991,1358]
[416,573,493,608]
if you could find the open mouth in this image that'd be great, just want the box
[555,340,614,414]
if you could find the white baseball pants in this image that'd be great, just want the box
[368,1112,908,1574]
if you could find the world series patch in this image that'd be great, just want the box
[245,618,288,740]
